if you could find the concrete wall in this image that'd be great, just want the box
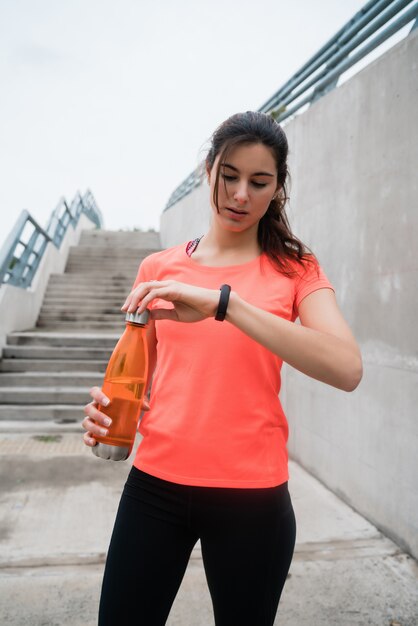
[0,214,96,347]
[160,180,211,248]
[159,30,418,558]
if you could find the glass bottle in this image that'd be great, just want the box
[92,309,149,461]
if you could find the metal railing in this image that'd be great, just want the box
[164,165,205,212]
[164,0,418,211]
[0,190,102,289]
[259,0,418,121]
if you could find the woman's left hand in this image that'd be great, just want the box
[121,280,220,323]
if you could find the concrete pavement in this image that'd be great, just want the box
[0,427,417,625]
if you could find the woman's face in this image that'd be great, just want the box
[207,142,279,233]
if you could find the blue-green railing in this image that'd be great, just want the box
[259,0,418,121]
[0,190,103,289]
[164,0,418,211]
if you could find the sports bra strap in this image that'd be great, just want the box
[185,236,203,257]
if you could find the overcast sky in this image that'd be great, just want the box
[0,0,405,247]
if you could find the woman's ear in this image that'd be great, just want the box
[273,184,282,198]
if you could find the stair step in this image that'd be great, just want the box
[65,262,140,270]
[45,285,130,292]
[62,269,140,276]
[65,260,149,265]
[62,271,136,277]
[43,291,130,301]
[67,253,143,260]
[40,304,124,312]
[48,278,132,284]
[48,274,133,283]
[6,332,119,347]
[74,235,160,243]
[35,322,124,330]
[46,280,133,289]
[40,305,126,314]
[42,298,127,306]
[78,232,161,248]
[3,346,113,359]
[46,284,134,293]
[38,313,124,322]
[67,247,159,258]
[0,359,107,373]
[0,405,84,422]
[39,307,124,316]
[48,272,134,281]
[48,272,133,284]
[0,386,91,404]
[0,372,103,386]
[46,284,132,292]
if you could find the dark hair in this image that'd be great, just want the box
[205,111,317,275]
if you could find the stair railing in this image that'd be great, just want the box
[258,0,418,122]
[164,0,418,211]
[0,190,103,289]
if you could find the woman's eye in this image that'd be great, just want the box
[252,182,267,188]
[221,174,267,188]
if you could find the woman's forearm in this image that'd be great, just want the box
[226,291,362,392]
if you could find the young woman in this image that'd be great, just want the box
[82,111,362,625]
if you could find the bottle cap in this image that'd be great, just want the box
[91,442,130,461]
[125,308,150,326]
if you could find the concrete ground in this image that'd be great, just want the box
[0,424,417,625]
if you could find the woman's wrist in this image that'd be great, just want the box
[224,290,241,323]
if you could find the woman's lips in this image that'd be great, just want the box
[225,207,248,216]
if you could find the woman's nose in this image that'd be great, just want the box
[234,184,249,204]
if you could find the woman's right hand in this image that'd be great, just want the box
[81,386,151,448]
[82,386,112,448]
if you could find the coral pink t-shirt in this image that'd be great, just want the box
[132,241,334,488]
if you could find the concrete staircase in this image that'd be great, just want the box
[0,230,162,425]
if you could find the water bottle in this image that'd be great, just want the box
[92,308,149,461]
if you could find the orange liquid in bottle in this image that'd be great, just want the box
[95,377,145,448]
[93,320,149,456]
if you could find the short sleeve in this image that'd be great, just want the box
[130,252,174,311]
[131,255,154,290]
[293,259,335,316]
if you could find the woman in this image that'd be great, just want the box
[82,111,362,625]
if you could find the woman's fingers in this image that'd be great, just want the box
[82,389,112,447]
[82,410,110,436]
[89,386,110,406]
[83,400,112,428]
[121,293,133,311]
[135,284,176,313]
[83,394,150,448]
[83,431,97,447]
[121,284,149,313]
[120,280,219,323]
[121,281,172,314]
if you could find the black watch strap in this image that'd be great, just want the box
[215,284,231,322]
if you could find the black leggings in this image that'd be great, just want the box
[99,466,296,626]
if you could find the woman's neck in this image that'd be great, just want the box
[191,225,262,265]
